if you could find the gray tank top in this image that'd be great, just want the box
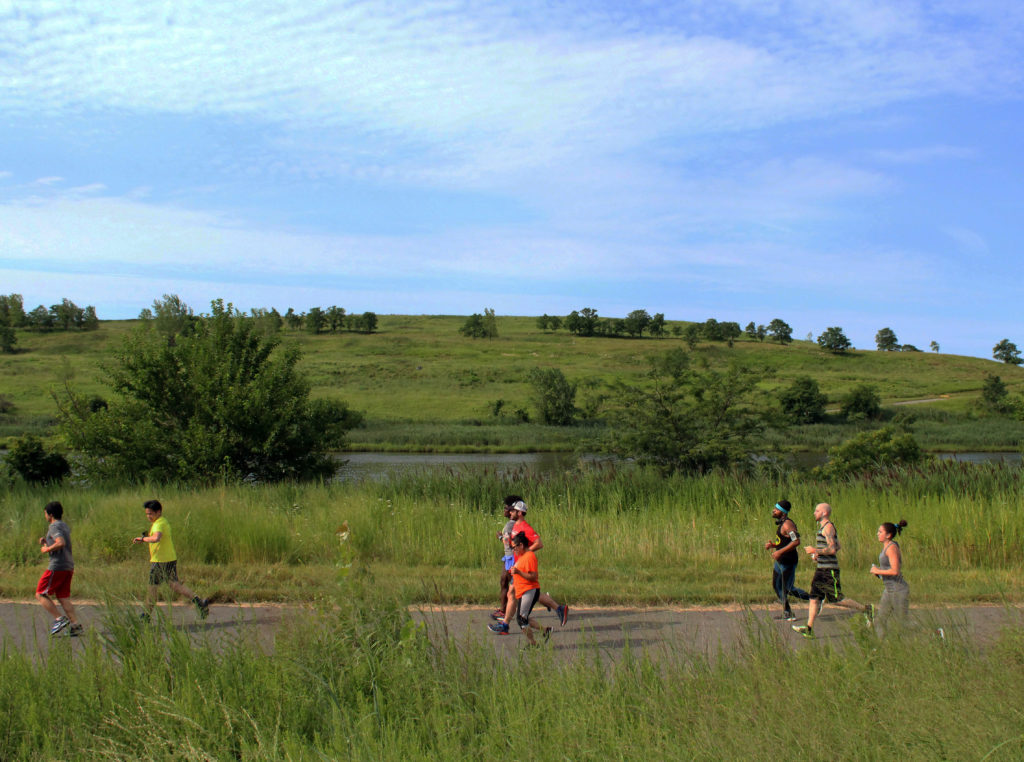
[879,541,908,591]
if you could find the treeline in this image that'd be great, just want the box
[284,306,378,335]
[0,294,100,353]
[137,297,379,336]
[536,308,795,346]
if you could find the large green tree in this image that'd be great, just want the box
[57,300,361,483]
[767,319,793,345]
[993,339,1022,365]
[605,350,773,475]
[624,309,651,337]
[817,326,852,354]
[875,327,900,351]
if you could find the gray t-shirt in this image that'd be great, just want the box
[501,519,516,555]
[45,520,74,571]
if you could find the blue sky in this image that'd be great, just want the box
[1,1,1022,359]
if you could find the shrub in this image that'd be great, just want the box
[816,426,923,479]
[528,367,576,425]
[778,376,828,424]
[841,384,882,421]
[4,435,71,484]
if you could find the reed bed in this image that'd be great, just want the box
[2,461,1023,605]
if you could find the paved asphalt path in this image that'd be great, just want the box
[2,600,1020,660]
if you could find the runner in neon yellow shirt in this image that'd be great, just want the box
[134,499,210,620]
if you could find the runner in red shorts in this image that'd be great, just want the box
[36,501,83,637]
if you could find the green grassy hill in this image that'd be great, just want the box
[3,315,1024,451]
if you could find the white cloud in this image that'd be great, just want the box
[2,1,1021,186]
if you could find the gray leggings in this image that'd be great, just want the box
[877,583,910,636]
[516,588,539,628]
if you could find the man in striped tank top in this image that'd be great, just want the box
[792,502,872,638]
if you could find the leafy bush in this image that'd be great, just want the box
[605,350,773,474]
[528,367,576,425]
[841,384,882,421]
[56,299,361,484]
[4,435,71,483]
[778,376,827,424]
[816,426,923,479]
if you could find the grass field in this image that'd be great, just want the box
[3,463,1023,606]
[3,401,1024,757]
[3,315,1024,451]
[2,582,1024,760]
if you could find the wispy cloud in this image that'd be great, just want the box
[3,1,1021,185]
[870,145,977,163]
[1,1,1022,357]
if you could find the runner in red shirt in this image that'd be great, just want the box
[488,499,569,633]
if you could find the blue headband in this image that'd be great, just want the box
[774,502,789,514]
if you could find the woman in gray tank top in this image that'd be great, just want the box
[869,520,909,636]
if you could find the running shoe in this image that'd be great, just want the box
[68,623,84,637]
[490,609,506,621]
[557,604,569,626]
[783,611,797,622]
[194,597,210,620]
[488,621,509,634]
[50,615,70,635]
[792,624,814,638]
[864,604,875,627]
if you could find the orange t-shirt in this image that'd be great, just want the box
[511,550,540,599]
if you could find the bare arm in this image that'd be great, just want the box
[40,535,65,554]
[770,520,799,559]
[870,544,902,577]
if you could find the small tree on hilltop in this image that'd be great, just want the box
[649,313,666,337]
[993,339,1022,365]
[767,319,793,345]
[460,309,497,339]
[624,309,651,338]
[306,307,327,335]
[875,327,900,351]
[0,316,16,353]
[817,326,852,354]
[930,341,940,353]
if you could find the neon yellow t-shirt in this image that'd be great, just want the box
[148,516,177,563]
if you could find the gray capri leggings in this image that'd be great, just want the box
[877,583,910,636]
[516,588,539,628]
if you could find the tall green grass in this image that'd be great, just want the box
[2,462,1023,605]
[2,597,1024,760]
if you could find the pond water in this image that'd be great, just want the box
[335,450,1021,481]
[333,451,599,481]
